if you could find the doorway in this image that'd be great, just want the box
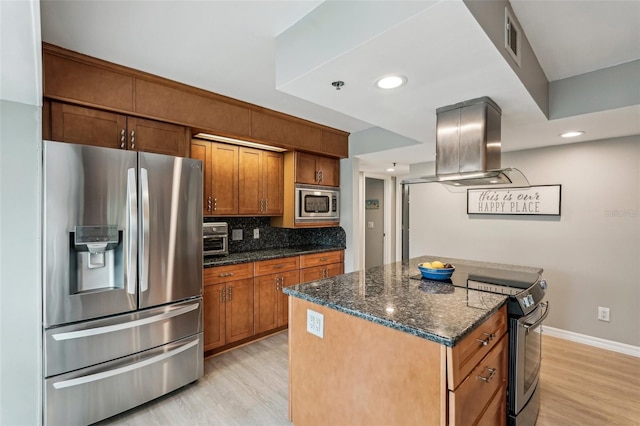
[364,177,385,269]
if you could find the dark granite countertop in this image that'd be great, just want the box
[204,245,346,267]
[284,255,543,347]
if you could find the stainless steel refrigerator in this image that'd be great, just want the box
[42,140,203,425]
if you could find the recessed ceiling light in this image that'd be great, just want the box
[376,75,407,89]
[560,131,585,138]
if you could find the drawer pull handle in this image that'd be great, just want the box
[476,332,496,346]
[219,272,235,278]
[274,264,284,269]
[477,367,497,383]
[319,257,328,262]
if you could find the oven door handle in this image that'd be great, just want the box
[522,301,550,334]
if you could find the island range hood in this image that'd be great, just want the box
[403,96,528,187]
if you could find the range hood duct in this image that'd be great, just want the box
[403,96,528,187]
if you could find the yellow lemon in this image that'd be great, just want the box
[431,261,445,269]
[421,262,432,269]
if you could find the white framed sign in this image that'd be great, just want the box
[467,185,561,216]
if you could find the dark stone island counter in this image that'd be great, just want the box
[284,255,542,347]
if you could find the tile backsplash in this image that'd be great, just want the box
[204,217,346,253]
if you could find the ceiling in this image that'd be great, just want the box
[40,0,640,175]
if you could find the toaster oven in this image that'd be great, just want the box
[203,222,228,256]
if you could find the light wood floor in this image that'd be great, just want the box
[98,331,640,426]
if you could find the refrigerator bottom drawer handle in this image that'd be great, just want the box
[52,302,199,341]
[53,338,199,389]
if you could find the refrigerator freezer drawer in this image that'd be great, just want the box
[44,333,203,425]
[44,299,202,377]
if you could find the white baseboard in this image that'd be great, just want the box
[543,326,640,358]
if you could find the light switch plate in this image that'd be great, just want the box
[253,228,260,239]
[307,309,324,338]
[367,221,374,229]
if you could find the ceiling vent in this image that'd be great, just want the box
[504,7,522,67]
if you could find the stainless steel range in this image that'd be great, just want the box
[458,266,549,426]
[416,264,549,425]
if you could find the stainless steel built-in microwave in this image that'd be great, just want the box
[295,184,340,223]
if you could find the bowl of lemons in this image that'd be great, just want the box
[418,261,455,281]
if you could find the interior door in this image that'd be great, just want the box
[43,141,137,327]
[138,152,203,308]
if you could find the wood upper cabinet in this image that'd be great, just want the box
[238,147,283,215]
[50,102,188,156]
[296,152,340,187]
[43,47,135,112]
[191,140,238,216]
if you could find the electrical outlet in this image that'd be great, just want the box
[307,309,324,338]
[231,229,243,241]
[253,228,259,239]
[597,306,610,322]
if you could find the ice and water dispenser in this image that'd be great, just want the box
[72,225,122,293]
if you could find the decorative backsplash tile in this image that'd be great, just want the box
[204,216,346,253]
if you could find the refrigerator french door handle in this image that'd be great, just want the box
[126,168,138,295]
[52,338,199,389]
[140,167,150,293]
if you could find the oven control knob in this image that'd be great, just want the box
[539,279,547,290]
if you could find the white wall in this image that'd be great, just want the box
[0,1,43,424]
[409,137,640,346]
[340,156,361,273]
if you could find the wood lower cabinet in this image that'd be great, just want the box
[296,152,340,187]
[203,250,343,354]
[225,278,255,344]
[203,283,226,352]
[191,140,238,216]
[447,305,508,425]
[238,147,283,215]
[203,263,254,352]
[50,102,188,157]
[300,250,345,282]
[254,256,300,334]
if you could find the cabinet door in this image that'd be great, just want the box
[325,262,344,279]
[127,117,188,157]
[295,152,319,185]
[51,102,126,149]
[238,147,263,215]
[317,156,340,187]
[226,278,254,343]
[203,284,226,351]
[190,140,212,216]
[254,275,278,334]
[263,151,284,215]
[278,270,300,327]
[211,142,239,215]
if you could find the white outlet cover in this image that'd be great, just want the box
[307,309,324,338]
[253,228,259,239]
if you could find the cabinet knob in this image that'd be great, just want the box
[265,199,269,212]
[120,129,126,149]
[227,286,232,301]
[130,130,135,149]
[260,199,264,213]
[221,287,226,303]
[213,197,217,211]
[207,196,212,212]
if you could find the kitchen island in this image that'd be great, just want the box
[283,256,542,426]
